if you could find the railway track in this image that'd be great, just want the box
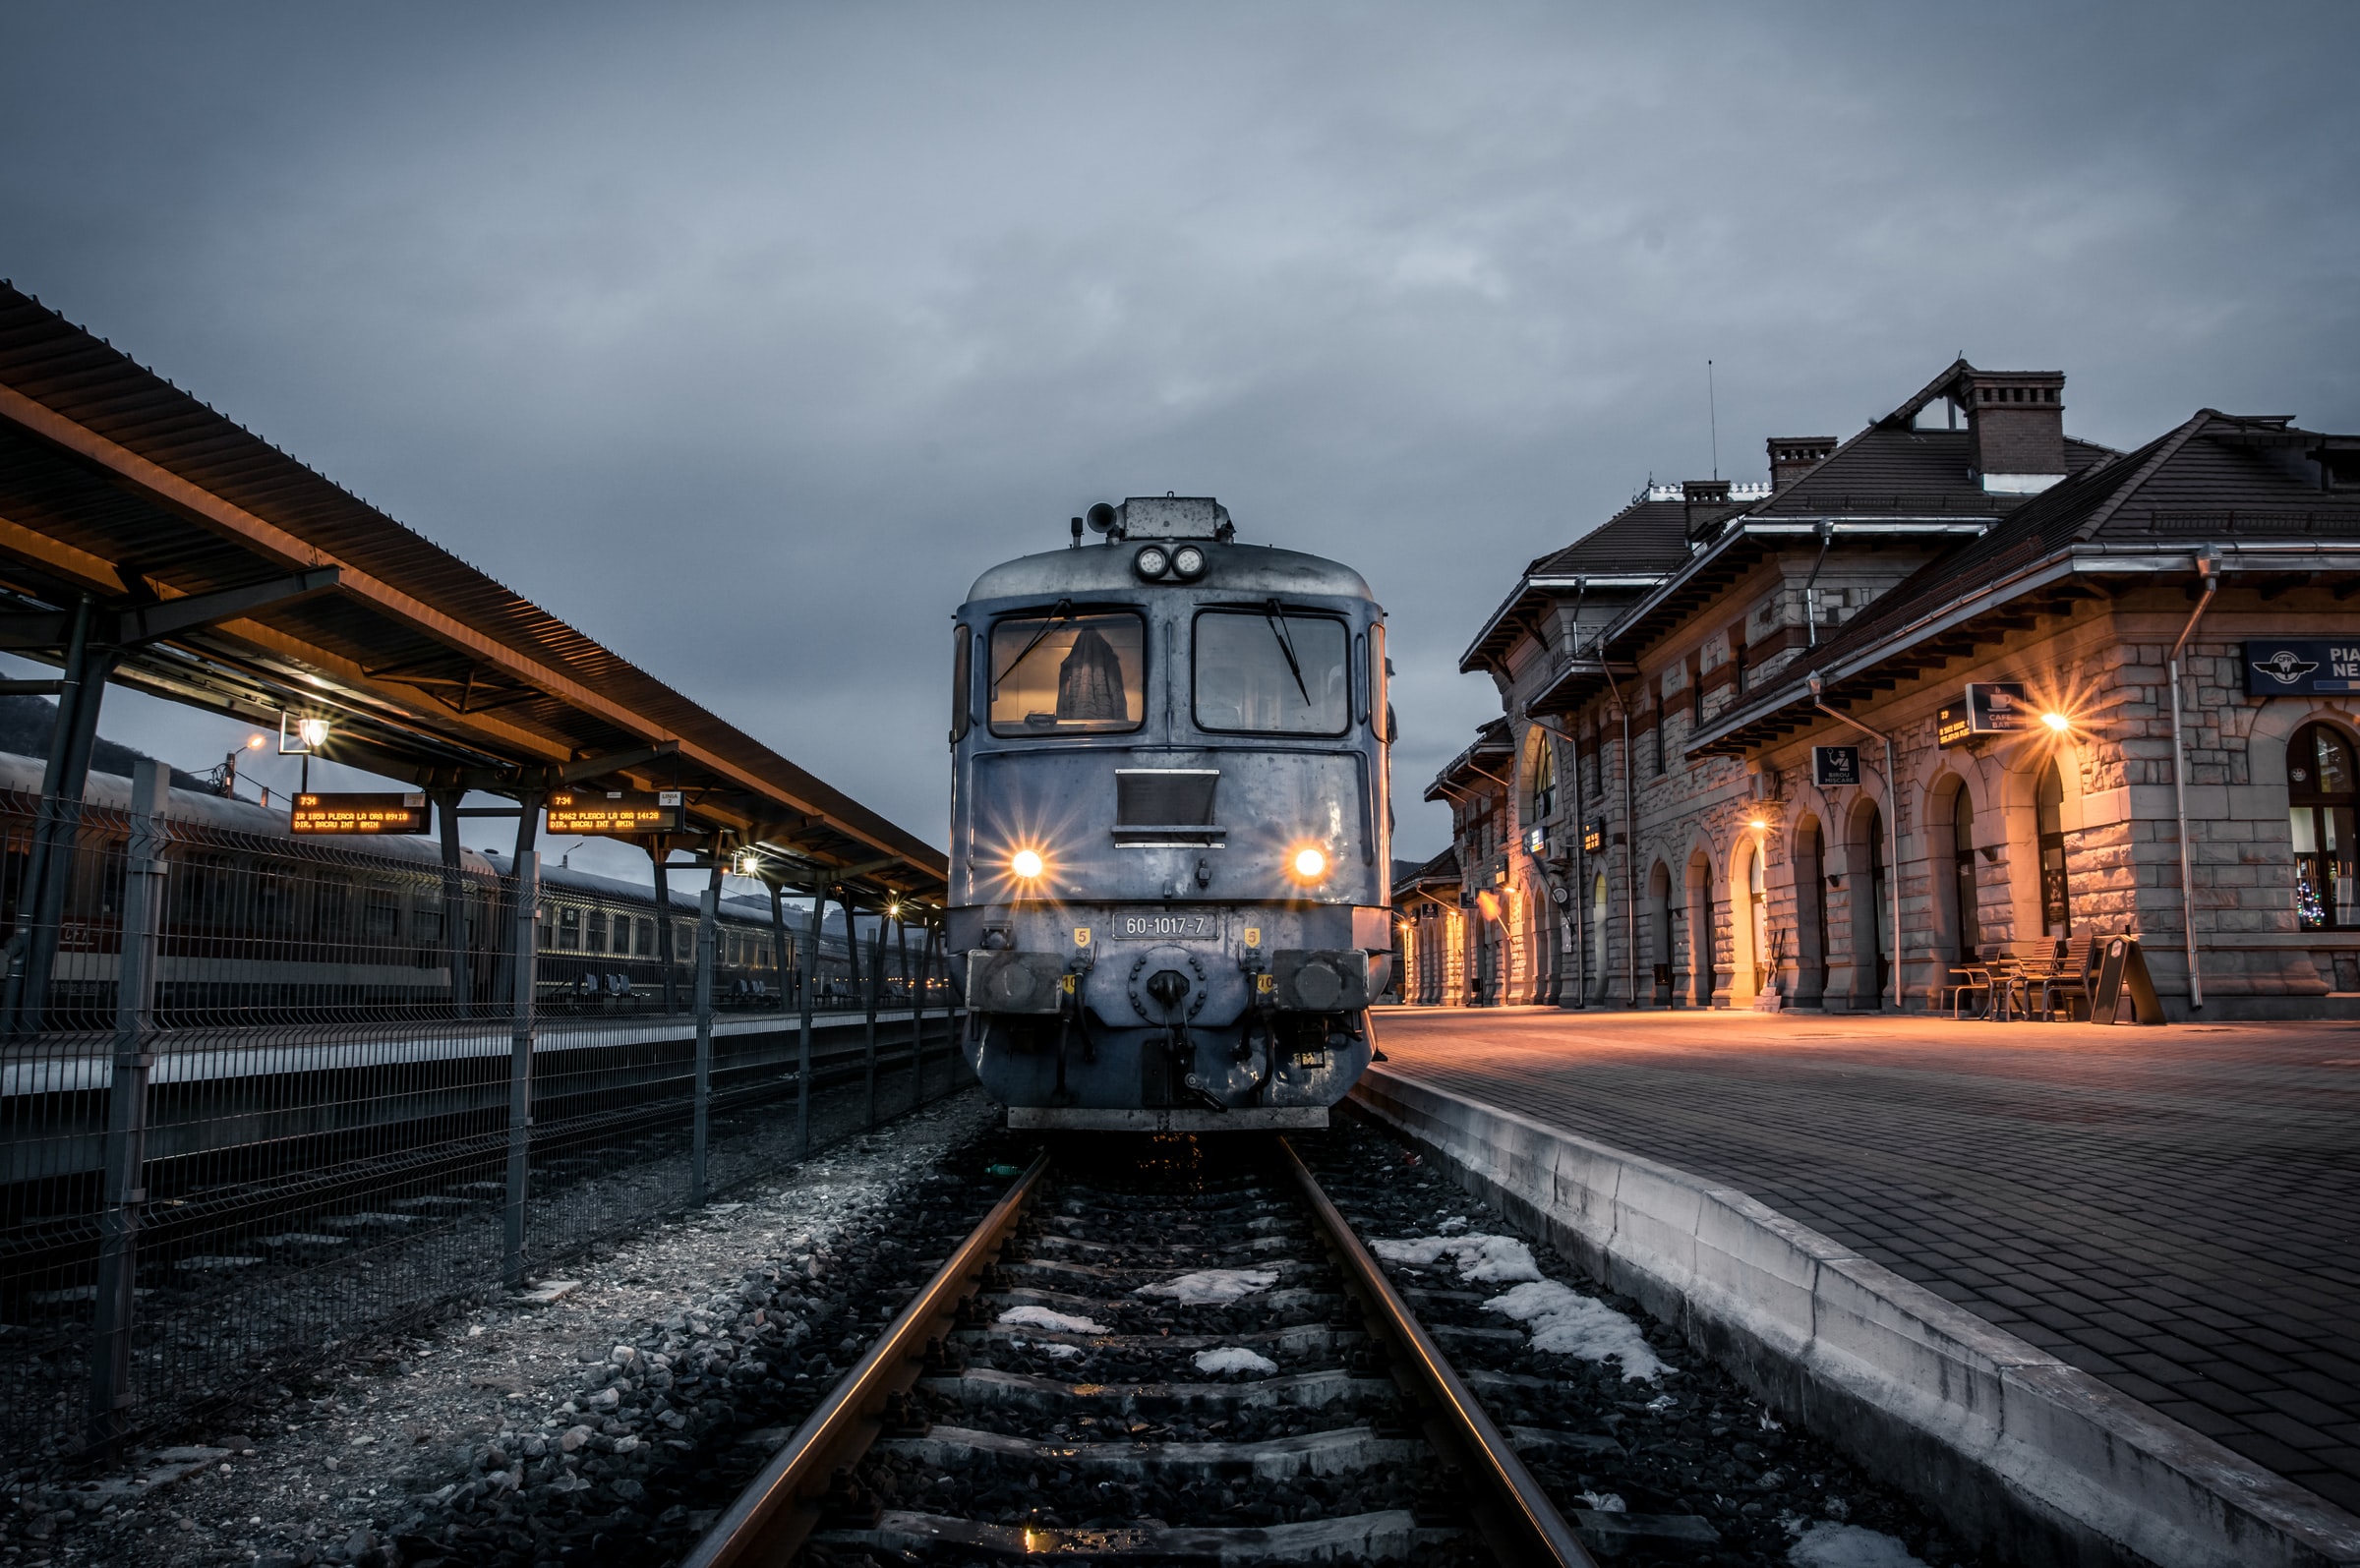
[679,1134,1601,1567]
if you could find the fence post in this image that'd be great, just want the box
[503,846,540,1289]
[10,599,118,1034]
[863,922,882,1129]
[796,889,821,1158]
[693,886,716,1204]
[431,786,473,1016]
[86,758,168,1459]
[900,917,920,1111]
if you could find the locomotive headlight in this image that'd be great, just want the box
[1289,845,1329,882]
[1134,545,1170,580]
[1010,848,1046,881]
[1170,545,1206,579]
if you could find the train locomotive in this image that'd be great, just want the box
[948,495,1391,1130]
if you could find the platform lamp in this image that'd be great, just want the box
[279,712,331,793]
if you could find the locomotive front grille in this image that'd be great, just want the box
[1113,768,1222,846]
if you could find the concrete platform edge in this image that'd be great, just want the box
[1349,1066,2360,1568]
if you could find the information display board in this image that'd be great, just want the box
[1581,817,1606,854]
[291,791,430,836]
[1812,745,1860,786]
[1936,682,2032,747]
[544,788,686,836]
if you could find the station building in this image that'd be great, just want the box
[1399,359,2360,1017]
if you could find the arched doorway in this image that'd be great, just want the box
[1949,784,1980,961]
[1684,849,1714,1008]
[2290,722,2360,930]
[2037,762,2071,937]
[1852,803,1889,1009]
[1794,817,1828,1007]
[1736,839,1770,998]
[1646,861,1673,1006]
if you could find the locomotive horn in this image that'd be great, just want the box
[1085,501,1120,536]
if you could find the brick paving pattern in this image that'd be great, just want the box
[1370,1006,2360,1516]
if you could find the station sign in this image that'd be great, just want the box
[1812,745,1860,787]
[291,791,430,836]
[1580,817,1606,854]
[2244,639,2360,697]
[544,788,687,836]
[1936,683,2031,747]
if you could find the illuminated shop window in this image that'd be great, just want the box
[2290,723,2360,931]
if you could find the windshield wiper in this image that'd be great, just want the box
[1263,599,1313,708]
[993,600,1074,699]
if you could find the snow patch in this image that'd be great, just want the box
[1484,1281,1673,1381]
[1575,1490,1626,1513]
[997,1306,1104,1335]
[1370,1234,1542,1284]
[1787,1521,1928,1568]
[1191,1347,1278,1376]
[1136,1268,1277,1306]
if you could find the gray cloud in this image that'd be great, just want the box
[4,1,2354,858]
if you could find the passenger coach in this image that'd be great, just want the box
[948,495,1392,1130]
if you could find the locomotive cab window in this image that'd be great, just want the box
[988,609,1146,736]
[1193,607,1350,734]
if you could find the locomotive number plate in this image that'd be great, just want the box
[1109,908,1224,942]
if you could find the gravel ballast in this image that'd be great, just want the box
[1301,1115,1996,1567]
[7,1090,1026,1568]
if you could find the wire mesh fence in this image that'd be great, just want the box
[0,768,961,1480]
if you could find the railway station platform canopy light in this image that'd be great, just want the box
[0,280,944,911]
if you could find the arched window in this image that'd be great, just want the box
[2290,723,2360,930]
[1951,787,1979,959]
[1530,741,1558,823]
[2037,763,2070,936]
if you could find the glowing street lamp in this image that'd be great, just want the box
[2042,711,2072,733]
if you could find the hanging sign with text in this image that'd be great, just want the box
[291,792,430,836]
[1812,745,1860,786]
[2244,640,2360,696]
[544,789,687,836]
[1936,683,2032,747]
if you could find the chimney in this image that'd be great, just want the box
[1766,436,1835,493]
[1962,370,2067,493]
[1682,479,1737,546]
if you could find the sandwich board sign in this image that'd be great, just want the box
[2092,936,2167,1025]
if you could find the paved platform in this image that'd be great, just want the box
[1369,1005,2360,1516]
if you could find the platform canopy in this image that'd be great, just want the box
[0,282,944,906]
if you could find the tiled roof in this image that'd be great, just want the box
[1395,845,1461,891]
[1693,411,2360,755]
[1461,497,1695,673]
[1524,498,1696,577]
[1749,425,2115,520]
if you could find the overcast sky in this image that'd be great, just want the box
[4,1,2355,871]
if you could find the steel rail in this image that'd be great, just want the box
[678,1148,1053,1568]
[1280,1137,1599,1568]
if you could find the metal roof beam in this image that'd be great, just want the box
[114,568,342,644]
